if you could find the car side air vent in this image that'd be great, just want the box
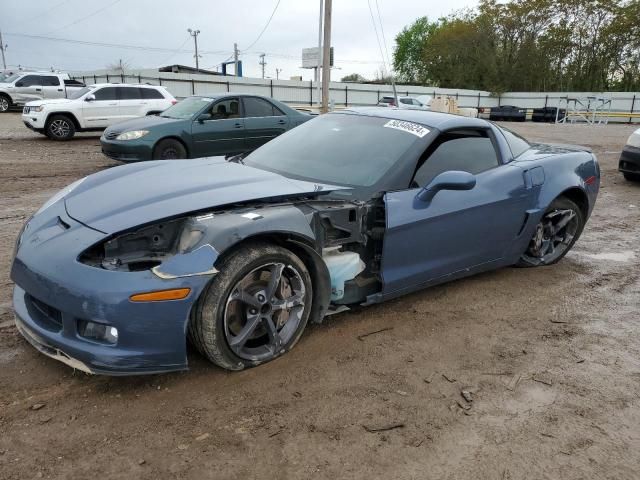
[58,217,71,230]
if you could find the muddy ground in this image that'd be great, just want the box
[0,113,638,480]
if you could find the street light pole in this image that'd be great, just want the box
[187,28,201,72]
[259,53,266,79]
[321,0,332,113]
[316,0,323,107]
[0,29,7,70]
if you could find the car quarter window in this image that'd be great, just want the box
[243,97,283,117]
[17,75,42,86]
[141,88,164,99]
[118,87,142,100]
[499,126,530,158]
[411,129,500,188]
[210,98,241,119]
[93,87,118,101]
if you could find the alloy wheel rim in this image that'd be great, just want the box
[0,98,8,111]
[162,148,178,159]
[50,119,70,137]
[223,262,306,361]
[522,208,578,264]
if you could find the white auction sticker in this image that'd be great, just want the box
[383,119,430,138]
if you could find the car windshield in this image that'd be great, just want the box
[68,86,93,100]
[2,73,21,83]
[160,96,212,119]
[244,113,425,187]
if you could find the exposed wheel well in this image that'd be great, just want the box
[212,233,331,323]
[46,112,81,130]
[0,92,12,102]
[153,136,190,157]
[558,187,589,218]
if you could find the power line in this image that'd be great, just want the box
[374,0,393,69]
[4,32,231,56]
[367,0,388,74]
[43,0,122,35]
[241,0,281,52]
[12,0,74,29]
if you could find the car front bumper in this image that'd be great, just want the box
[619,145,640,174]
[101,136,155,162]
[11,202,214,375]
[22,112,46,131]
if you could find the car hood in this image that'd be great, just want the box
[64,157,346,234]
[104,115,184,134]
[25,98,76,107]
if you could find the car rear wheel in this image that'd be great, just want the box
[0,94,10,112]
[153,139,187,160]
[189,243,313,371]
[623,172,640,182]
[46,114,76,140]
[517,197,585,267]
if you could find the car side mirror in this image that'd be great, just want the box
[15,81,24,87]
[197,113,212,123]
[416,171,476,203]
[85,94,95,102]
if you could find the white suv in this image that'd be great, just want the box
[22,83,176,140]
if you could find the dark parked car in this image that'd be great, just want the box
[100,94,310,161]
[12,109,600,375]
[619,127,640,181]
[532,106,566,123]
[489,105,527,122]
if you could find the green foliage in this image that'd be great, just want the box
[393,16,437,84]
[340,73,368,83]
[392,0,640,92]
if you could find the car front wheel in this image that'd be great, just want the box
[153,138,187,159]
[0,95,10,112]
[189,243,313,371]
[517,196,585,267]
[46,114,76,140]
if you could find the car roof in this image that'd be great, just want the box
[338,107,490,130]
[88,83,164,88]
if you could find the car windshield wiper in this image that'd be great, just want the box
[226,153,247,164]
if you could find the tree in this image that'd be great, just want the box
[393,16,437,84]
[392,0,640,92]
[340,73,367,83]
[106,58,130,75]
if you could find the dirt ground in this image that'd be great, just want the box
[0,113,639,480]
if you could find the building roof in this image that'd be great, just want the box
[158,64,225,75]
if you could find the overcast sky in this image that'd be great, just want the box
[1,0,478,80]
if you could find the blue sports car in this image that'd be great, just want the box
[11,109,600,375]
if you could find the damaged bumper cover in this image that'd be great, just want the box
[11,204,217,375]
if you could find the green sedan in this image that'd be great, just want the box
[100,94,311,161]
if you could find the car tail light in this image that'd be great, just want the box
[171,100,177,105]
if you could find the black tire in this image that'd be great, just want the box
[517,196,585,267]
[0,94,11,113]
[189,243,313,371]
[45,114,76,140]
[623,172,640,182]
[153,138,187,160]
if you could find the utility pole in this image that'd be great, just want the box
[316,0,323,107]
[275,68,282,80]
[187,28,201,72]
[234,43,239,77]
[259,53,267,79]
[0,28,7,70]
[321,0,332,113]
